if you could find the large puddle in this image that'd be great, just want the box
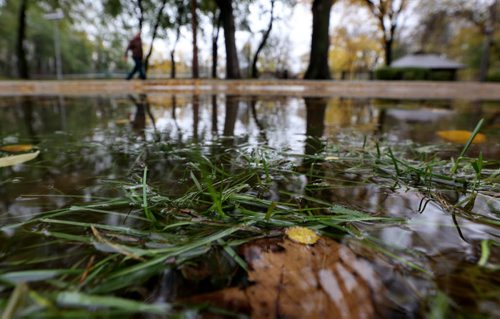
[0,94,499,318]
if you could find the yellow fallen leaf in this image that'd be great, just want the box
[0,151,40,168]
[437,130,486,144]
[115,119,129,125]
[0,144,34,152]
[285,227,319,245]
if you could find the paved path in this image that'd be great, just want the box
[0,79,499,100]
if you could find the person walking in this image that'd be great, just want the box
[125,32,146,80]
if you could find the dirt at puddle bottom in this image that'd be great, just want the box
[186,237,385,319]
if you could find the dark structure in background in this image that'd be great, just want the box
[391,53,464,81]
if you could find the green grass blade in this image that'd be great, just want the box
[55,291,170,314]
[451,118,484,174]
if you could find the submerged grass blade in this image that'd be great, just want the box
[478,240,491,267]
[1,283,29,319]
[0,270,81,285]
[218,239,248,272]
[55,291,170,314]
[142,166,156,222]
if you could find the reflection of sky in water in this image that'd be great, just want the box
[153,97,307,154]
[375,190,498,259]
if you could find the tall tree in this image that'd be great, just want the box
[144,0,168,73]
[212,13,221,78]
[304,0,334,79]
[478,0,497,81]
[251,0,275,78]
[17,0,29,79]
[170,26,181,78]
[453,0,498,81]
[215,0,241,79]
[419,0,499,81]
[167,1,190,78]
[199,0,220,78]
[357,0,407,66]
[191,0,199,78]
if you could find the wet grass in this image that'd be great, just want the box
[0,131,499,318]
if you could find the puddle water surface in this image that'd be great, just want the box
[0,94,499,318]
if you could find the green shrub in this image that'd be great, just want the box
[429,71,455,81]
[374,67,401,80]
[486,70,500,82]
[401,68,429,80]
[375,67,459,81]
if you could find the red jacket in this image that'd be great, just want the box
[126,35,143,59]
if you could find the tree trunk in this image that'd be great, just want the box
[479,33,492,82]
[170,27,181,79]
[384,38,393,66]
[215,0,241,79]
[212,11,221,78]
[251,0,275,79]
[17,0,29,79]
[170,50,176,79]
[191,0,199,78]
[137,0,144,32]
[304,0,333,80]
[479,0,497,82]
[144,0,168,74]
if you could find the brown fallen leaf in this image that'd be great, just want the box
[186,237,383,319]
[437,130,486,144]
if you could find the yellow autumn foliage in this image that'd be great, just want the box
[285,227,319,245]
[437,130,486,144]
[0,144,34,152]
[115,119,130,125]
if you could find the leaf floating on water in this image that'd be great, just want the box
[115,119,129,125]
[285,226,319,245]
[0,151,40,168]
[437,130,486,144]
[0,144,34,152]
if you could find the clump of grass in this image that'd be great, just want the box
[0,137,498,318]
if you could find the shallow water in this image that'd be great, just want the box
[0,94,499,318]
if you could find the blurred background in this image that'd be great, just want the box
[0,0,498,82]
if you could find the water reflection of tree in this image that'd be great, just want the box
[301,97,329,212]
[212,95,218,135]
[223,95,239,137]
[192,95,199,141]
[304,97,327,157]
[20,96,40,144]
[249,96,268,143]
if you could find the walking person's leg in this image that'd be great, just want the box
[126,58,141,80]
[138,59,146,80]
